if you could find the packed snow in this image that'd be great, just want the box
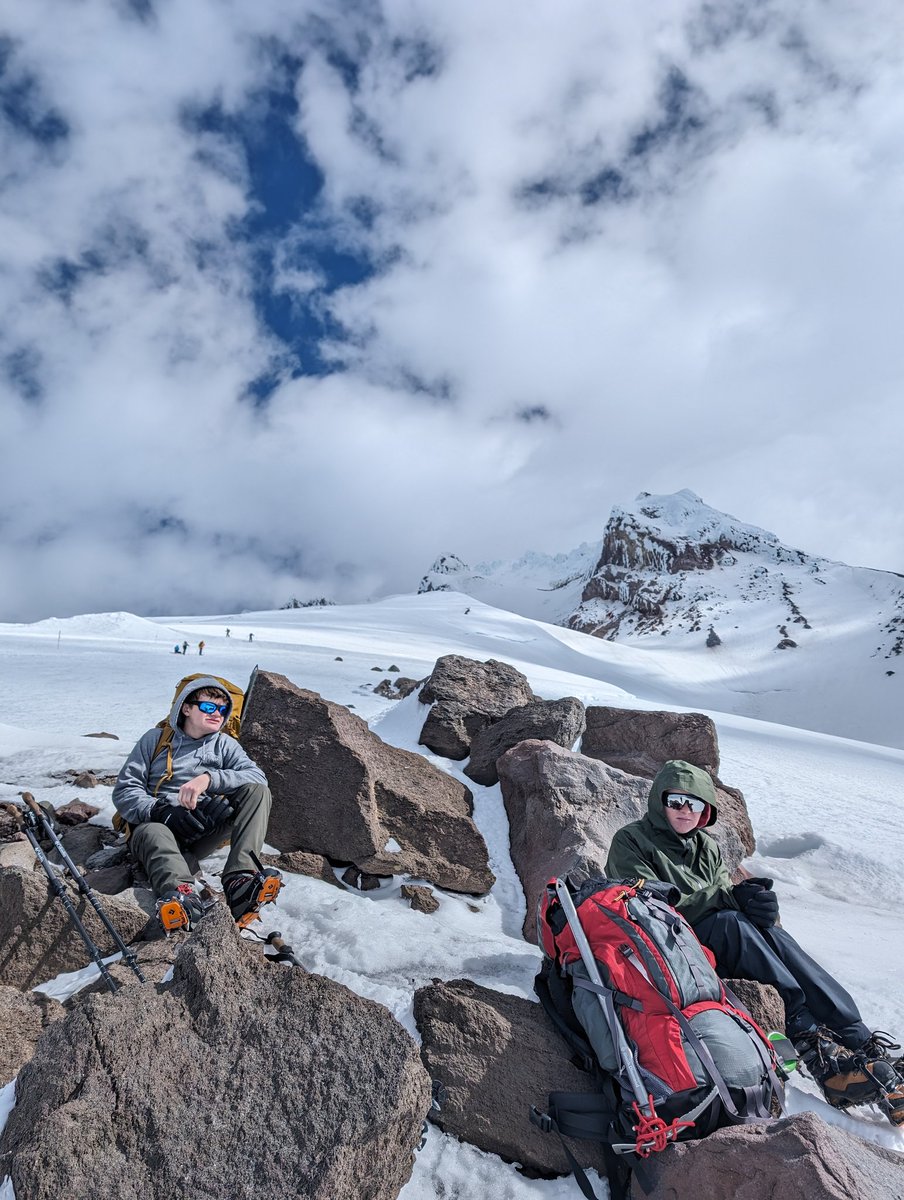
[1,591,903,1199]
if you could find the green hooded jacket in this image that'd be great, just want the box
[604,759,739,927]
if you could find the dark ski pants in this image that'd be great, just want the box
[694,909,871,1049]
[130,782,272,898]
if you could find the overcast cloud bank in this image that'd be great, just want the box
[2,0,904,620]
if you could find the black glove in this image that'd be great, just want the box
[732,879,779,928]
[193,795,234,838]
[151,801,206,844]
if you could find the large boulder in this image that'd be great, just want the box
[414,977,609,1178]
[0,866,151,991]
[0,907,431,1200]
[497,741,648,941]
[582,706,721,776]
[0,986,63,1085]
[418,655,537,759]
[630,1109,904,1199]
[581,706,754,862]
[241,670,494,895]
[464,697,586,787]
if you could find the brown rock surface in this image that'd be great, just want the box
[0,866,150,990]
[497,741,648,941]
[0,906,431,1200]
[241,670,494,895]
[465,697,586,787]
[414,977,609,1177]
[630,1110,903,1200]
[418,655,536,759]
[0,986,63,1085]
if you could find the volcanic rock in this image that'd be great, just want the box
[241,670,494,895]
[497,741,648,941]
[0,907,431,1200]
[418,655,536,759]
[630,1109,903,1200]
[0,866,149,990]
[0,986,63,1086]
[465,697,586,787]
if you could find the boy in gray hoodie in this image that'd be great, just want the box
[113,676,280,931]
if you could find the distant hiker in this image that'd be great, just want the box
[112,678,281,932]
[225,628,231,638]
[173,645,181,654]
[606,760,904,1125]
[182,640,189,655]
[248,632,254,642]
[198,640,205,655]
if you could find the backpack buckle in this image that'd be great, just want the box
[530,1107,553,1133]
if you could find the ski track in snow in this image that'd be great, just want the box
[1,592,903,1198]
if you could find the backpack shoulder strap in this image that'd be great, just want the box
[150,723,175,798]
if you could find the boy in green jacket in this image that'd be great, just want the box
[605,759,904,1125]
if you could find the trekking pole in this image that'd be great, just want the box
[20,793,146,984]
[19,796,120,994]
[555,878,653,1118]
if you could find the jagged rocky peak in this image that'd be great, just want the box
[571,490,824,640]
[418,555,471,593]
[599,489,808,575]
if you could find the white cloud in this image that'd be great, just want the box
[2,0,904,621]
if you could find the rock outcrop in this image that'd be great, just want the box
[630,1110,904,1200]
[0,866,151,991]
[241,670,494,895]
[464,697,586,787]
[582,706,720,776]
[0,985,63,1085]
[497,741,648,941]
[0,907,431,1200]
[417,655,536,759]
[414,977,609,1177]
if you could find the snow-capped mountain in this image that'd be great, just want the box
[417,544,600,624]
[419,491,904,748]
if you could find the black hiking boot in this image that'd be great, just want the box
[858,1031,904,1072]
[223,867,283,929]
[157,883,205,934]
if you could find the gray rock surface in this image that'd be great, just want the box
[465,697,586,787]
[418,655,536,759]
[497,741,648,941]
[241,670,494,895]
[1,906,431,1200]
[630,1110,904,1199]
[414,977,609,1177]
[0,985,63,1085]
[0,866,149,990]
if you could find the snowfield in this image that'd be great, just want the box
[1,591,902,1199]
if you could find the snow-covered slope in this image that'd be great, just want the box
[419,492,904,749]
[1,592,903,1198]
[418,543,600,624]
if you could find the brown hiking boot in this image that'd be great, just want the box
[797,1027,904,1122]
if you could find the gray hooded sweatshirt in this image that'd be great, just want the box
[112,676,267,824]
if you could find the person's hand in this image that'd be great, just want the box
[151,801,206,844]
[732,879,779,928]
[192,795,233,838]
[177,773,211,810]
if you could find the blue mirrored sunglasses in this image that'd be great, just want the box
[663,793,706,813]
[192,700,228,716]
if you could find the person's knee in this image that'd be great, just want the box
[233,782,271,809]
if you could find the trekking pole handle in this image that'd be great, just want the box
[554,877,652,1116]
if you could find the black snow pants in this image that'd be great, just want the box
[694,909,871,1049]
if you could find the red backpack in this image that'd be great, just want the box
[531,876,787,1200]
